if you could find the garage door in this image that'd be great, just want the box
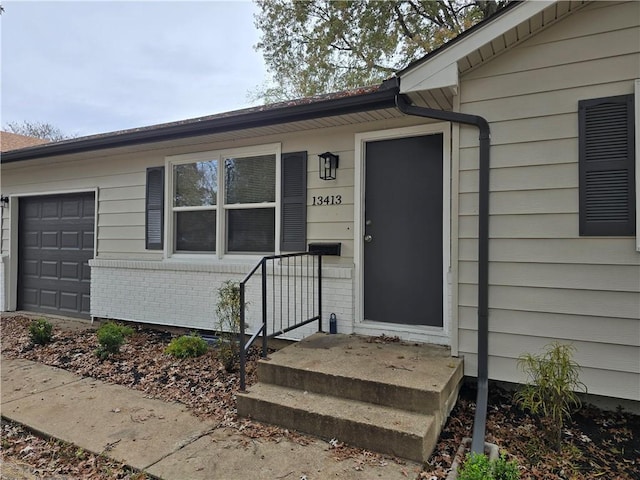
[18,193,95,318]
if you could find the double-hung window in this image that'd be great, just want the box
[145,146,306,255]
[167,144,280,256]
[224,153,276,252]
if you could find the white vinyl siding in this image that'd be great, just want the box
[457,1,640,400]
[1,113,429,326]
[0,115,427,265]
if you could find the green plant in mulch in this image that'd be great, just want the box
[165,333,209,359]
[514,342,587,452]
[458,452,520,480]
[215,280,242,372]
[95,321,134,360]
[28,318,53,345]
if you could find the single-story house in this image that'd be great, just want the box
[1,0,638,404]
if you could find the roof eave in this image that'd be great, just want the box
[396,0,524,78]
[1,83,399,163]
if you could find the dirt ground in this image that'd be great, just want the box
[1,313,639,479]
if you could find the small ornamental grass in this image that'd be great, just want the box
[215,281,242,372]
[95,321,134,360]
[514,342,587,452]
[29,318,53,346]
[165,334,209,359]
[458,453,520,480]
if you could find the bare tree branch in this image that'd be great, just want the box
[394,4,416,40]
[4,121,75,142]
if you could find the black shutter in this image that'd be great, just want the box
[579,94,635,236]
[281,151,307,251]
[146,166,164,250]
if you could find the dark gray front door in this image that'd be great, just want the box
[18,193,95,318]
[364,134,443,326]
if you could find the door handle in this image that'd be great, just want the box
[364,234,373,243]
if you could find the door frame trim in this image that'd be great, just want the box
[7,188,98,313]
[354,123,451,344]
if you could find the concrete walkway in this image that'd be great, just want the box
[1,357,419,479]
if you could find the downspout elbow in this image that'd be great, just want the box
[477,118,490,140]
[397,93,491,138]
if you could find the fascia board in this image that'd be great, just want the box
[400,1,555,93]
[2,88,399,163]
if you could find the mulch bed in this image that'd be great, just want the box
[1,314,639,479]
[1,420,147,480]
[426,385,640,479]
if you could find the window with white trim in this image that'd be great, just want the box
[167,145,280,256]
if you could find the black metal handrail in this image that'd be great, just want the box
[238,252,323,391]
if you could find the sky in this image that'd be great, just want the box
[0,0,268,137]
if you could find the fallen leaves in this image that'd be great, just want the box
[0,315,257,425]
[421,384,640,479]
[366,334,401,344]
[1,420,145,479]
[1,314,639,479]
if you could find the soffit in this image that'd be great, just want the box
[1,108,405,168]
[400,1,588,109]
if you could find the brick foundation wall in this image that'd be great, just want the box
[0,256,6,312]
[89,259,354,339]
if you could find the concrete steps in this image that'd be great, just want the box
[241,383,438,461]
[236,333,463,462]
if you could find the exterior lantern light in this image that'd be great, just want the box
[318,152,339,180]
[0,195,8,208]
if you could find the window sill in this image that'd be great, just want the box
[167,253,263,263]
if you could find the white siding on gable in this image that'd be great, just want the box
[457,0,640,400]
[460,163,577,193]
[459,262,640,293]
[460,189,578,215]
[461,55,637,105]
[460,137,578,169]
[460,237,640,266]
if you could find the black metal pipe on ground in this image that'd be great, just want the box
[395,93,491,454]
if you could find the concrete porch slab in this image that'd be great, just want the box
[238,333,464,461]
[257,332,463,417]
[265,333,461,389]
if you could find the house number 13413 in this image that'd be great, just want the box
[312,195,342,206]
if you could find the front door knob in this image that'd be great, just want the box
[364,234,373,243]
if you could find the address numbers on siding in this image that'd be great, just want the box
[311,195,342,206]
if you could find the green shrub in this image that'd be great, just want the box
[29,318,53,345]
[458,452,491,480]
[490,454,520,480]
[95,321,134,359]
[458,453,519,480]
[165,334,209,358]
[514,342,587,451]
[215,281,242,372]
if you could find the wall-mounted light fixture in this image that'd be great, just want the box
[318,152,339,181]
[0,195,8,208]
